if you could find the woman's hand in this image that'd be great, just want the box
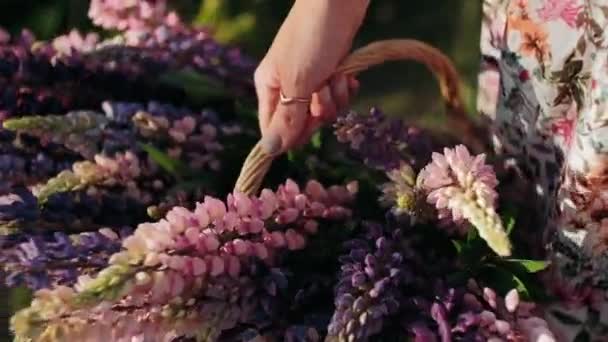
[254,0,369,154]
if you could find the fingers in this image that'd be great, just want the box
[293,75,360,148]
[256,86,279,136]
[262,101,310,154]
[310,86,338,122]
[309,75,359,122]
[254,65,280,136]
[296,115,324,147]
[258,74,361,154]
[331,75,349,110]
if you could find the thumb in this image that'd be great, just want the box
[260,102,309,154]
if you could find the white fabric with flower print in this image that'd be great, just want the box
[479,0,608,338]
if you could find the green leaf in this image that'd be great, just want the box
[551,310,584,326]
[505,215,516,235]
[452,240,463,254]
[311,131,322,149]
[138,143,189,178]
[504,259,549,273]
[500,207,518,235]
[466,227,478,242]
[214,14,256,43]
[158,69,228,102]
[480,264,530,298]
[510,273,528,297]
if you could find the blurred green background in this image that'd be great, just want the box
[0,0,482,340]
[0,0,482,126]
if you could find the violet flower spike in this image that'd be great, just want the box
[327,223,406,342]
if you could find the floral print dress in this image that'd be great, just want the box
[478,0,608,338]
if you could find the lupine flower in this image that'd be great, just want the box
[88,0,176,33]
[103,100,235,171]
[379,163,418,217]
[0,30,184,119]
[34,151,141,204]
[4,100,253,224]
[417,145,511,256]
[0,188,148,239]
[12,261,287,341]
[0,187,38,224]
[446,283,556,341]
[334,108,433,171]
[397,279,556,341]
[0,129,79,187]
[0,24,255,119]
[3,101,236,168]
[52,29,100,55]
[3,110,110,159]
[11,179,356,341]
[1,227,131,290]
[284,325,321,342]
[327,223,407,341]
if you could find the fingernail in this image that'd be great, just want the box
[260,134,282,155]
[311,93,322,117]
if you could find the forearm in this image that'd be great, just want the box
[293,0,370,34]
[275,0,369,92]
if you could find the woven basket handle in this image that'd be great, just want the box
[234,39,479,196]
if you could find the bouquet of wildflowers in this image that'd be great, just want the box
[2,1,607,342]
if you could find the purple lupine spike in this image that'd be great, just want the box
[0,186,148,232]
[0,129,80,187]
[1,228,129,289]
[0,23,255,120]
[334,108,434,171]
[327,223,407,342]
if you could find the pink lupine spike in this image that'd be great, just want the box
[208,256,225,277]
[417,145,511,256]
[303,220,319,234]
[294,194,308,210]
[285,229,306,250]
[191,257,207,276]
[277,208,300,224]
[12,179,356,341]
[266,231,287,248]
[202,234,220,252]
[203,196,226,220]
[193,203,210,228]
[231,239,250,256]
[226,256,241,278]
[232,192,253,216]
[305,180,329,201]
[248,218,264,234]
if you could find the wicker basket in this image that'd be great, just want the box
[234,39,481,196]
